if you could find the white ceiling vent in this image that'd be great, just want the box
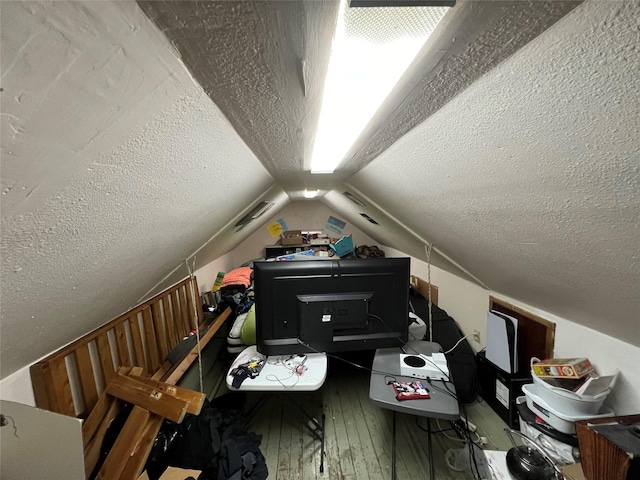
[235,201,275,231]
[343,191,366,206]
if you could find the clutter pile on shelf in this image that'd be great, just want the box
[516,357,618,467]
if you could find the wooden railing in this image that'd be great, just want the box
[30,277,218,419]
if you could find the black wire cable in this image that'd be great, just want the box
[460,403,482,480]
[440,378,457,396]
[425,377,457,401]
[295,338,402,378]
[415,417,457,435]
[340,310,452,383]
[367,313,407,346]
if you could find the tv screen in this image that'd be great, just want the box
[254,257,410,355]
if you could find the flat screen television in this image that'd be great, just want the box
[254,257,410,355]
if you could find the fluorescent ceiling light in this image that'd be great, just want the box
[310,0,448,174]
[304,189,319,199]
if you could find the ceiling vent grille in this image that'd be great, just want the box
[360,213,380,225]
[235,201,275,231]
[343,191,366,206]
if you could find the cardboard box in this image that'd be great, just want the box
[576,414,640,480]
[560,463,587,480]
[310,238,330,245]
[138,467,202,480]
[281,230,304,246]
[532,358,594,379]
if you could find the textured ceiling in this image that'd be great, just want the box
[137,0,340,194]
[138,0,584,192]
[133,0,640,346]
[349,0,640,343]
[1,0,638,380]
[0,1,275,377]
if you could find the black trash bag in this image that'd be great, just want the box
[89,402,134,480]
[144,419,185,480]
[145,393,252,480]
[170,403,223,470]
[215,424,268,480]
[145,399,223,480]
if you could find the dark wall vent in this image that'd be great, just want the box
[360,213,380,225]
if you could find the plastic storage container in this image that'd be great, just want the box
[521,384,614,434]
[531,374,609,415]
[529,357,615,415]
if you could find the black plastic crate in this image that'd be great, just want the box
[476,350,532,428]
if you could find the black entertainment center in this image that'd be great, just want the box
[253,257,410,356]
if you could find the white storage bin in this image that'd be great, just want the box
[522,384,614,434]
[530,373,609,415]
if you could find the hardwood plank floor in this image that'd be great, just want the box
[217,351,514,480]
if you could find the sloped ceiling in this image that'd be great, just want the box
[0,1,278,377]
[1,0,638,379]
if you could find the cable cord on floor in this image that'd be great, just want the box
[435,418,481,444]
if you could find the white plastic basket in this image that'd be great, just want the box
[529,357,613,415]
[522,384,614,434]
[530,374,609,415]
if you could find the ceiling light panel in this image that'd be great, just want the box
[344,4,446,43]
[310,1,447,173]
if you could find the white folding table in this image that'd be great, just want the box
[226,345,328,471]
[226,345,327,391]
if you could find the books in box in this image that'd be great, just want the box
[532,358,594,379]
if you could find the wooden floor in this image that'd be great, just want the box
[214,350,513,480]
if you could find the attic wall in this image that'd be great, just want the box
[1,0,637,414]
[384,245,640,416]
[3,242,638,415]
[194,200,381,297]
[140,186,291,302]
[322,187,483,284]
[0,369,35,406]
[231,200,379,267]
[194,251,236,295]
